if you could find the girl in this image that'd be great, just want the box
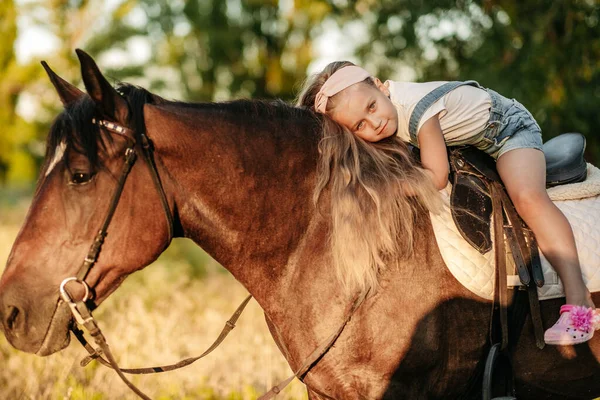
[297,61,599,346]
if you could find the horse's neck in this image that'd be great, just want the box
[146,103,321,300]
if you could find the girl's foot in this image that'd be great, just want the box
[544,305,600,345]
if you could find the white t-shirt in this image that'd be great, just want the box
[385,80,492,146]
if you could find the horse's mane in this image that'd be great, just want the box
[168,96,311,122]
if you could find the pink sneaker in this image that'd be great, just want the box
[544,305,598,345]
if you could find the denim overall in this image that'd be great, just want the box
[408,81,542,159]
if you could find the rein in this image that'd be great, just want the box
[58,118,365,399]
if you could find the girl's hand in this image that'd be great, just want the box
[417,113,449,190]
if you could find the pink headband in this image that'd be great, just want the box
[314,66,371,113]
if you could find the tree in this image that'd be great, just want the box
[0,0,39,185]
[346,0,600,160]
[115,0,330,101]
[1,0,334,184]
[0,0,147,184]
[6,0,600,184]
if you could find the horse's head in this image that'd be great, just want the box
[0,50,173,355]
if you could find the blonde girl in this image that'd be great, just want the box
[297,61,599,346]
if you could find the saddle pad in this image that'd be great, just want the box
[432,163,600,301]
[547,163,600,201]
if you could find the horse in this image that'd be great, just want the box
[0,49,598,400]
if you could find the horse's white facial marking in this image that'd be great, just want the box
[45,142,66,176]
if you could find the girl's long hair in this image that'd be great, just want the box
[297,61,442,295]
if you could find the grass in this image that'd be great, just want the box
[0,200,308,400]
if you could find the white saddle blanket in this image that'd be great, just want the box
[432,163,600,301]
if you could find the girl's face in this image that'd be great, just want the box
[330,79,398,142]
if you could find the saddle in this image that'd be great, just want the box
[451,132,587,257]
[442,132,587,400]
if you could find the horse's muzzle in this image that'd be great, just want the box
[0,281,72,355]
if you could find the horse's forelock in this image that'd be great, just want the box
[39,96,107,180]
[39,84,157,179]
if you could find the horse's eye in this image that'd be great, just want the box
[70,172,93,185]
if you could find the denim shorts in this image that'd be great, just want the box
[472,89,543,160]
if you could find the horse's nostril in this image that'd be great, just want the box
[6,306,20,331]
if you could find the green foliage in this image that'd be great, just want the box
[127,0,322,101]
[0,0,38,184]
[349,0,600,160]
[0,0,328,186]
[1,0,600,184]
[0,1,17,70]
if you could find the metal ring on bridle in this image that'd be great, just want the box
[60,277,91,303]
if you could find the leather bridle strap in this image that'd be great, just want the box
[76,146,137,281]
[490,182,508,351]
[73,299,152,400]
[74,122,174,283]
[67,289,366,400]
[68,119,242,373]
[140,132,174,240]
[258,290,368,400]
[72,294,253,372]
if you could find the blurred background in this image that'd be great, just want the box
[1,0,599,398]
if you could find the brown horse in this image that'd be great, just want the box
[0,50,598,399]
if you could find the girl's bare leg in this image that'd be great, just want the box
[496,148,594,308]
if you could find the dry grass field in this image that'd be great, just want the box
[0,199,307,399]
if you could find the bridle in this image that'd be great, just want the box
[58,117,192,399]
[57,117,366,399]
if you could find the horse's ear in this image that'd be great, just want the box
[41,61,85,106]
[75,49,129,123]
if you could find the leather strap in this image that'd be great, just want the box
[490,183,509,351]
[527,231,545,288]
[140,133,174,240]
[525,231,545,348]
[499,188,545,349]
[450,149,546,350]
[501,195,533,287]
[74,295,253,373]
[75,301,152,400]
[258,291,368,400]
[76,147,137,281]
[68,291,367,399]
[74,123,175,284]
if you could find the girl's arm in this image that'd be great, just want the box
[417,113,449,190]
